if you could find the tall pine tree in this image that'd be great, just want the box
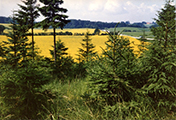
[39,0,70,62]
[16,0,40,59]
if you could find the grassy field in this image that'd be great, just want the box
[0,34,142,60]
[0,23,105,35]
[108,27,153,38]
[0,23,153,38]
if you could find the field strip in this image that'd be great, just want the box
[0,35,142,60]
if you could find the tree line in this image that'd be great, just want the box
[64,19,149,29]
[0,0,175,119]
[0,16,157,29]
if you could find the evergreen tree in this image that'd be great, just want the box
[39,0,70,62]
[50,39,74,78]
[16,0,40,59]
[77,31,97,62]
[86,27,137,105]
[0,25,5,34]
[0,60,55,119]
[50,40,68,59]
[1,13,32,68]
[151,0,175,48]
[140,0,176,115]
[94,28,100,35]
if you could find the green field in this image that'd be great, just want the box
[0,23,154,38]
[108,27,154,38]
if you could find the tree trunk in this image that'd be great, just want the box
[54,27,56,63]
[32,27,34,60]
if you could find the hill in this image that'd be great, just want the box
[0,16,152,29]
[0,16,12,23]
[64,19,147,29]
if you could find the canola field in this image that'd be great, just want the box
[0,28,142,60]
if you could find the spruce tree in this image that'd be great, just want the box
[39,0,70,62]
[151,0,175,48]
[50,39,74,78]
[0,60,54,119]
[141,0,176,115]
[16,0,40,59]
[86,27,137,105]
[1,13,32,68]
[94,28,100,35]
[77,31,97,62]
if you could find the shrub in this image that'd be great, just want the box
[0,60,55,119]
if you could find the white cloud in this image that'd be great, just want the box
[88,0,105,11]
[0,0,21,16]
[147,4,159,13]
[104,0,127,14]
[0,0,167,22]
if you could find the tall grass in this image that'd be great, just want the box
[40,78,176,119]
[42,78,99,119]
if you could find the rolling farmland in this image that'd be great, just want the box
[0,32,142,60]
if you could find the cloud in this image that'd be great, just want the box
[0,0,21,16]
[88,0,106,11]
[120,1,163,22]
[0,0,166,22]
[103,0,127,14]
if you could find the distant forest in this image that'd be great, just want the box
[0,16,156,29]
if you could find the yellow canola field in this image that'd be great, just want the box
[32,28,96,34]
[0,35,141,60]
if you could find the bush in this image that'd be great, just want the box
[0,60,56,119]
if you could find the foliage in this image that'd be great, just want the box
[0,16,12,23]
[141,42,176,114]
[140,0,176,115]
[16,0,40,59]
[64,19,147,29]
[0,15,32,68]
[50,39,74,78]
[0,60,55,119]
[93,28,100,35]
[77,31,97,62]
[151,0,175,47]
[86,27,137,106]
[39,0,70,62]
[0,25,5,34]
[1,0,176,119]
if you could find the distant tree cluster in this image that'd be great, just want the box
[64,20,147,29]
[0,16,12,23]
[27,31,73,36]
[1,17,157,29]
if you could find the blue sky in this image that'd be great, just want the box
[0,0,174,23]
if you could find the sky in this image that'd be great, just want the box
[0,0,174,23]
